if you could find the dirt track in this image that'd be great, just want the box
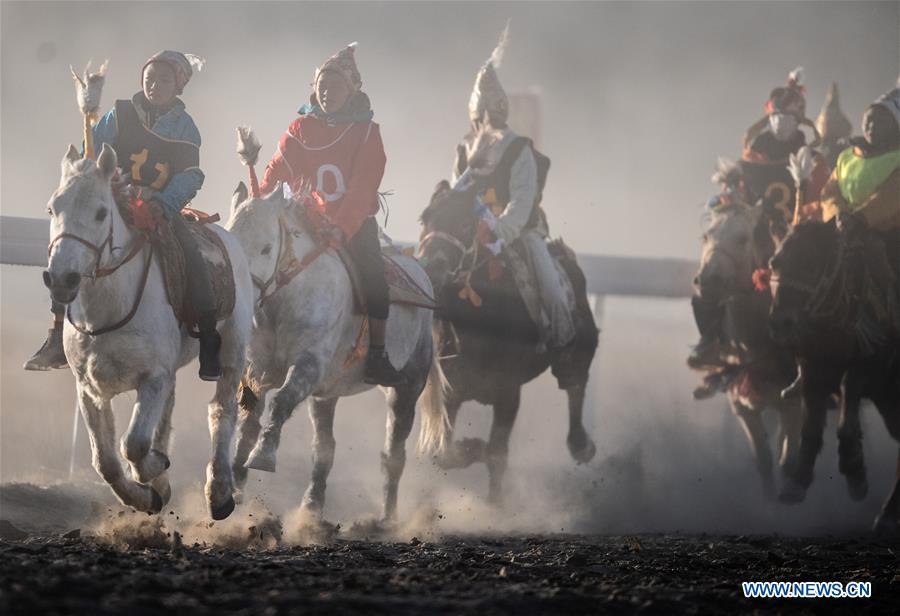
[2,530,899,615]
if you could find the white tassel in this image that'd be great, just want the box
[235,126,262,167]
[711,156,737,184]
[788,66,804,87]
[788,146,816,184]
[70,59,108,116]
[489,20,511,68]
[185,53,205,73]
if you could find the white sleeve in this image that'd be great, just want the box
[494,146,538,243]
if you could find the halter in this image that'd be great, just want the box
[251,215,328,306]
[49,204,153,336]
[47,210,147,280]
[416,230,470,259]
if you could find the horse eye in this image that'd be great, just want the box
[95,207,108,222]
[261,245,272,256]
[701,233,709,243]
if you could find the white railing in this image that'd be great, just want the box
[1,215,698,297]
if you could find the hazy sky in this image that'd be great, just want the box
[2,1,897,260]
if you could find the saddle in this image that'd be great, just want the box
[152,209,236,331]
[336,244,439,314]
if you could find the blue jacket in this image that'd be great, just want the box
[88,93,204,218]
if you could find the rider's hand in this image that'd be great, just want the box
[147,200,167,223]
[322,225,344,246]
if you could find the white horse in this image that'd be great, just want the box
[45,144,253,519]
[225,182,449,522]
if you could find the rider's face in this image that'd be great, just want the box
[863,105,899,151]
[142,62,178,107]
[315,70,351,114]
[768,113,799,142]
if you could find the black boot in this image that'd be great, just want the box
[364,346,406,387]
[197,313,222,382]
[24,321,68,371]
[686,336,724,371]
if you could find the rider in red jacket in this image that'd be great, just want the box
[258,43,404,386]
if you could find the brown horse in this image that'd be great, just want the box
[770,219,900,532]
[418,181,599,504]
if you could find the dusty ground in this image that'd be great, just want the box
[2,523,899,614]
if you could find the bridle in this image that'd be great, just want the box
[251,215,328,307]
[48,205,153,336]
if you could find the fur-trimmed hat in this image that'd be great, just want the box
[314,42,362,93]
[142,50,204,95]
[468,23,510,124]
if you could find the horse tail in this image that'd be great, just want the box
[417,354,451,457]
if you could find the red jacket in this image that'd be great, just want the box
[259,115,386,238]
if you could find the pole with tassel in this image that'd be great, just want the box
[70,60,108,160]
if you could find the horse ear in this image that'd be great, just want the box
[61,144,80,175]
[434,179,450,195]
[232,181,248,212]
[96,143,117,181]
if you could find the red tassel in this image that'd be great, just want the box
[752,268,772,292]
[248,166,260,198]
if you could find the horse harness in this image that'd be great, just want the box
[48,210,154,337]
[251,215,329,307]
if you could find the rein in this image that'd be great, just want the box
[51,205,154,336]
[252,215,328,306]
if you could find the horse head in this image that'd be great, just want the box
[768,219,840,343]
[45,143,119,304]
[225,181,293,303]
[418,179,479,292]
[695,158,789,303]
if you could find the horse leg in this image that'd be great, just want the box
[246,352,320,472]
[79,387,163,513]
[776,396,803,480]
[435,398,487,470]
[206,364,241,520]
[838,372,868,501]
[730,395,775,500]
[381,384,420,522]
[148,386,175,508]
[873,446,900,534]
[779,384,830,504]
[232,383,269,492]
[300,397,338,517]
[486,388,521,506]
[121,375,173,485]
[565,382,596,464]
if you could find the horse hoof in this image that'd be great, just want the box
[245,445,277,473]
[148,488,164,514]
[134,449,170,484]
[210,495,236,521]
[778,479,808,505]
[873,514,899,536]
[847,476,869,501]
[568,438,597,465]
[233,490,244,505]
[151,477,172,508]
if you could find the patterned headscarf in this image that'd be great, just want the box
[142,50,205,94]
[314,43,362,93]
